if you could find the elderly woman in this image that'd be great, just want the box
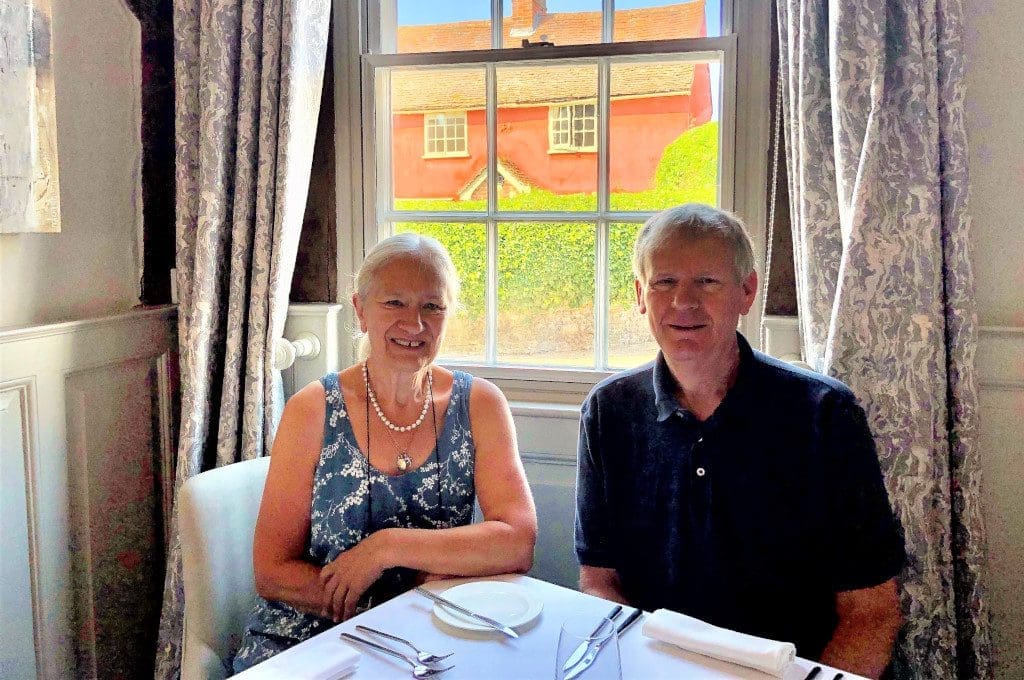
[231,233,538,673]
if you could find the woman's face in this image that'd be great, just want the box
[354,255,450,372]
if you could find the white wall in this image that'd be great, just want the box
[0,3,162,677]
[0,0,142,329]
[965,2,1024,677]
[967,3,1024,326]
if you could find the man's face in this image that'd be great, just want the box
[635,235,757,366]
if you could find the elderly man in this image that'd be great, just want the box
[574,204,904,678]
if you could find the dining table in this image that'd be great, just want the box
[235,574,864,680]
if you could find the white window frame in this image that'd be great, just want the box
[423,111,469,158]
[548,101,597,153]
[331,0,772,398]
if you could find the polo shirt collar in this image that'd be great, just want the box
[652,332,757,423]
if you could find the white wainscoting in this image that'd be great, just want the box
[974,327,1024,679]
[0,307,178,680]
[510,403,582,589]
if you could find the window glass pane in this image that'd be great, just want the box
[501,0,601,48]
[608,57,720,211]
[395,222,487,362]
[389,67,485,210]
[498,222,595,367]
[607,222,659,369]
[612,0,722,42]
[384,1,493,54]
[497,63,598,211]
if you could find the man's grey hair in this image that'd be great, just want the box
[631,203,756,283]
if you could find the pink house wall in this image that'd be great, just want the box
[391,64,713,200]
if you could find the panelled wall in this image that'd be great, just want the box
[0,308,178,679]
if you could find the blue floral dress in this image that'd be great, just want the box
[231,370,476,674]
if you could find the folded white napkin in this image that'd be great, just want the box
[233,631,361,680]
[642,609,796,677]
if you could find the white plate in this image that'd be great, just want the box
[431,581,543,632]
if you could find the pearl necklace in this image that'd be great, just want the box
[362,361,433,433]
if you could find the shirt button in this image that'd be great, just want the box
[696,467,706,477]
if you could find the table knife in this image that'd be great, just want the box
[414,586,519,638]
[613,608,643,636]
[561,605,623,671]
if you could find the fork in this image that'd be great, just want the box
[340,632,454,678]
[356,624,454,664]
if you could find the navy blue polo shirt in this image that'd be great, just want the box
[574,333,904,659]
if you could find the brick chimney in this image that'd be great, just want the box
[508,0,546,37]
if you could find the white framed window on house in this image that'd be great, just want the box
[549,102,597,152]
[424,111,468,158]
[334,0,772,387]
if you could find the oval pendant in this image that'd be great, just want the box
[396,452,412,471]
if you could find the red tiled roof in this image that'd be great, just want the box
[391,2,706,113]
[396,1,706,53]
[391,61,697,113]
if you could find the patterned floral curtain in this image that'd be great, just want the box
[774,0,991,677]
[154,0,330,676]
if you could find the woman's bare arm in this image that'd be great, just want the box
[251,381,329,616]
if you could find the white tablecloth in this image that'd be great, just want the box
[248,575,862,680]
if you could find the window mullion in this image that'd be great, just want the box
[720,0,734,35]
[595,220,609,369]
[373,67,392,244]
[602,0,614,43]
[491,0,503,49]
[598,59,610,214]
[485,62,498,364]
[486,218,498,364]
[595,57,611,368]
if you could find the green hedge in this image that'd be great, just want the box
[395,121,719,316]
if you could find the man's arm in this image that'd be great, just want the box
[818,391,905,677]
[575,392,631,604]
[579,565,630,605]
[819,578,901,678]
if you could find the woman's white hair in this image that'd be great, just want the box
[352,232,460,359]
[631,203,755,283]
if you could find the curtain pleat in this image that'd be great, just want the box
[153,0,330,675]
[775,0,991,676]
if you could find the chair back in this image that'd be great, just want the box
[179,456,271,679]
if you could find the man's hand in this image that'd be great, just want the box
[319,534,389,622]
[580,565,631,605]
[819,578,901,679]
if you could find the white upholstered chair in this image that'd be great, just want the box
[179,456,271,680]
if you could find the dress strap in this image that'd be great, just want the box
[450,370,473,422]
[320,372,347,449]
